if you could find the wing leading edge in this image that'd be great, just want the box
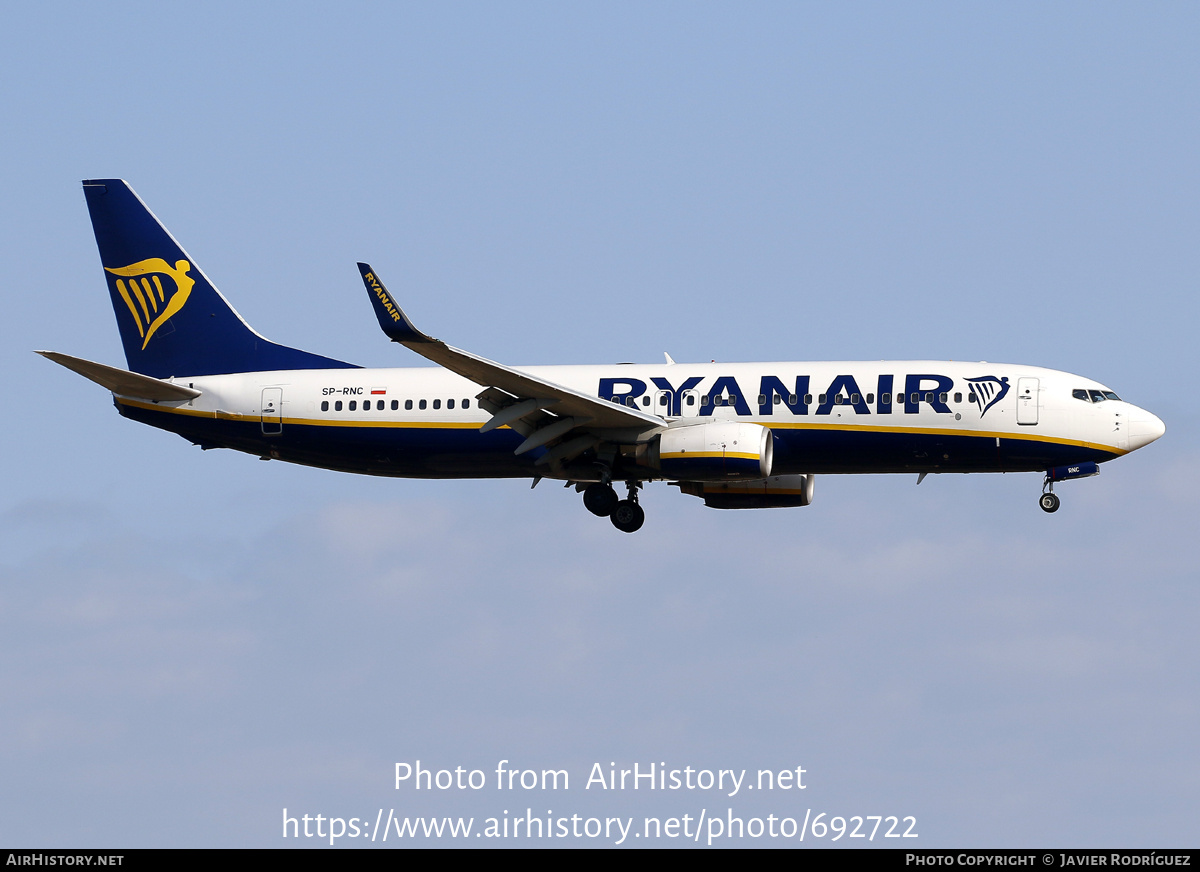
[356,264,664,465]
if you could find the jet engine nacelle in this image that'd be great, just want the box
[676,474,815,509]
[639,421,773,481]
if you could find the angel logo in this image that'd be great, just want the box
[965,376,1010,417]
[105,258,196,350]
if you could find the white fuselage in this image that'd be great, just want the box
[114,359,1164,480]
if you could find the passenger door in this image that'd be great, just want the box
[261,387,283,435]
[1016,378,1039,426]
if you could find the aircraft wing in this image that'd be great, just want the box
[38,350,202,401]
[357,264,664,456]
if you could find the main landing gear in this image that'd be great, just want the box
[1039,475,1061,513]
[582,480,645,533]
[583,482,619,517]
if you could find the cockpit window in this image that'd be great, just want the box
[1103,391,1121,401]
[1088,390,1107,403]
[1073,389,1090,402]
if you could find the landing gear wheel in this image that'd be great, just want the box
[1039,492,1060,513]
[610,499,645,533]
[583,483,619,517]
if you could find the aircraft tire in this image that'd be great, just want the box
[584,483,619,517]
[1039,493,1060,513]
[610,500,645,533]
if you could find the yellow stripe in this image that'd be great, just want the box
[708,488,807,495]
[113,400,1127,454]
[754,419,1127,455]
[661,451,761,461]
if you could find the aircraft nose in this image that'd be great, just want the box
[1127,408,1166,451]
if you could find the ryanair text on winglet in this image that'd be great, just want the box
[365,272,403,323]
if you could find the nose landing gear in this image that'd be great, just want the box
[1039,475,1061,513]
[1038,462,1100,512]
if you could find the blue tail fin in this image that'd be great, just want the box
[83,179,357,377]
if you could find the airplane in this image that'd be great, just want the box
[41,179,1166,533]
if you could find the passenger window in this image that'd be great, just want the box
[924,393,933,403]
[773,395,781,405]
[788,394,797,404]
[659,395,668,406]
[686,395,695,406]
[834,394,843,405]
[405,399,413,410]
[321,400,329,411]
[910,393,919,404]
[419,399,427,410]
[729,395,738,404]
[701,395,709,405]
[375,400,383,410]
[349,400,357,411]
[758,394,767,405]
[391,400,399,410]
[851,393,860,404]
[335,400,342,411]
[448,399,455,409]
[642,396,650,406]
[463,399,471,409]
[954,392,962,403]
[819,394,827,404]
[939,392,947,403]
[433,399,441,409]
[882,392,891,404]
[804,394,813,405]
[866,393,874,404]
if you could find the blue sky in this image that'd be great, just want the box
[2,2,1197,847]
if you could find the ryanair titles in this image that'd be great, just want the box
[598,373,1011,417]
[364,271,403,323]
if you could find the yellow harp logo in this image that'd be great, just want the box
[105,259,195,350]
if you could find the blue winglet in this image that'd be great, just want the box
[357,263,432,344]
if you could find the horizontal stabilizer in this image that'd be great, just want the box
[37,351,201,401]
